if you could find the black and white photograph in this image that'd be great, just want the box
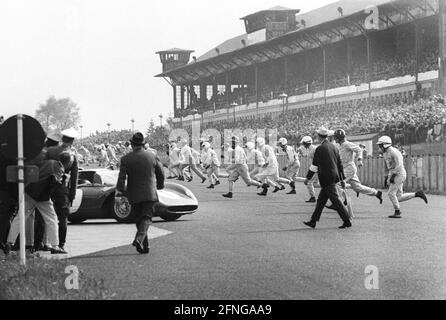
[1,0,446,307]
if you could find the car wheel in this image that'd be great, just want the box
[110,195,134,223]
[159,213,182,221]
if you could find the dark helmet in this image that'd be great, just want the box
[333,129,346,140]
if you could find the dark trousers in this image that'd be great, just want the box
[55,206,69,247]
[132,201,154,245]
[310,184,350,223]
[34,209,45,247]
[0,190,15,245]
[52,185,70,247]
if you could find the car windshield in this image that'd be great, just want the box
[97,170,119,186]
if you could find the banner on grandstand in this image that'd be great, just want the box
[346,132,380,157]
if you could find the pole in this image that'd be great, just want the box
[255,65,259,119]
[323,46,327,106]
[414,23,419,83]
[284,56,288,94]
[347,39,351,85]
[366,36,371,99]
[17,114,26,266]
[439,0,445,95]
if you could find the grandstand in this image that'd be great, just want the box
[155,0,446,154]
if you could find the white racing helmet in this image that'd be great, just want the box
[377,136,392,148]
[278,137,288,145]
[300,136,313,144]
[246,142,255,150]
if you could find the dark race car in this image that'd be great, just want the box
[69,169,198,223]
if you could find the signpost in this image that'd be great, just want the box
[0,114,45,265]
[16,115,26,265]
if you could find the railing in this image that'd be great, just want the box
[277,154,446,195]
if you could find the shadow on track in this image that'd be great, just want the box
[69,252,141,260]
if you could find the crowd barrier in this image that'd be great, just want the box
[277,154,446,195]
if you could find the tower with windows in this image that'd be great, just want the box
[156,48,194,73]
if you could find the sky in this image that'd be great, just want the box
[0,0,336,136]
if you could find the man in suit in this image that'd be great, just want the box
[116,132,165,254]
[303,127,352,229]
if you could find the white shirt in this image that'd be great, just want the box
[283,145,298,165]
[246,149,265,167]
[107,146,118,161]
[297,145,316,162]
[223,147,233,165]
[100,149,109,162]
[233,145,247,165]
[180,145,192,164]
[169,147,181,164]
[201,149,207,163]
[259,145,278,168]
[191,148,201,164]
[203,148,220,167]
[146,147,157,156]
[339,140,362,169]
[383,146,406,176]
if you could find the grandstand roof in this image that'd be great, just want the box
[196,34,248,62]
[240,6,300,20]
[156,0,432,82]
[156,48,194,54]
[296,0,391,29]
[196,0,392,63]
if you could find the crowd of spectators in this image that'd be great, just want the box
[72,125,172,168]
[173,93,446,149]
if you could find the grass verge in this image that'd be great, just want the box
[0,252,117,300]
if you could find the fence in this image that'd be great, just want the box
[277,154,446,195]
[383,123,446,147]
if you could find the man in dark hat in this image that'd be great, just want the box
[116,132,165,254]
[303,127,351,229]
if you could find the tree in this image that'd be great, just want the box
[35,95,81,131]
[146,119,169,150]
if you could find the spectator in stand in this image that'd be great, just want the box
[198,95,446,149]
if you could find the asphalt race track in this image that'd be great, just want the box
[68,179,446,300]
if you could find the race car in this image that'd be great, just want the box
[69,169,198,224]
